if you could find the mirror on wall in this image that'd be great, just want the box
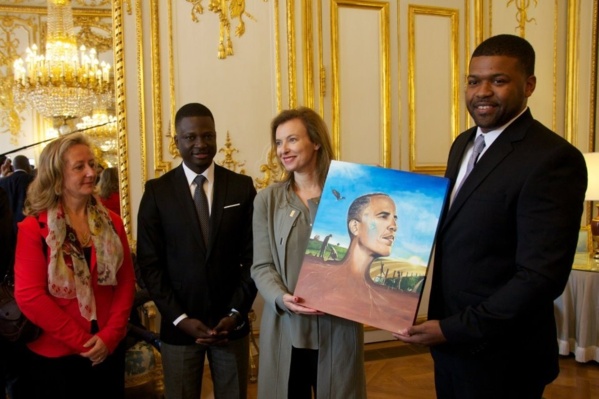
[0,0,125,221]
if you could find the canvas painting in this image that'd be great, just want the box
[294,160,450,333]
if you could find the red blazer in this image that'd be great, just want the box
[100,192,121,216]
[14,210,135,358]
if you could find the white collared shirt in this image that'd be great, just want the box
[181,161,215,216]
[450,107,528,204]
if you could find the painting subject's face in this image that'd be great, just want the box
[466,55,535,132]
[175,115,217,174]
[275,118,320,174]
[355,195,398,257]
[62,144,96,201]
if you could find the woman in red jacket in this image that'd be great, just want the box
[97,166,121,216]
[14,133,135,399]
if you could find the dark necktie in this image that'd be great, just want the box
[193,175,210,245]
[454,134,486,195]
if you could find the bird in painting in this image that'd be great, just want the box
[332,189,345,200]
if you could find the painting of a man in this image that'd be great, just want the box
[295,161,449,332]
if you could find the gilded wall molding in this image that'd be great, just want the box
[317,0,324,116]
[167,0,177,160]
[589,0,598,152]
[274,0,282,112]
[302,0,314,108]
[150,0,171,176]
[75,0,111,6]
[286,0,296,108]
[256,0,281,188]
[112,0,132,240]
[552,0,557,131]
[565,0,579,145]
[408,5,459,174]
[134,0,147,184]
[331,0,391,166]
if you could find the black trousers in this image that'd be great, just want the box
[20,341,126,399]
[288,347,318,399]
[431,346,547,399]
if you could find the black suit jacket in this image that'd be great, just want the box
[0,170,34,233]
[0,187,15,278]
[137,164,257,345]
[429,109,587,383]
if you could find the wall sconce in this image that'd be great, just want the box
[583,153,599,258]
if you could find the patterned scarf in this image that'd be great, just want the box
[46,196,123,321]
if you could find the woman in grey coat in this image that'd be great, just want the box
[251,107,367,399]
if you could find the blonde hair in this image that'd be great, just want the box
[270,106,334,188]
[24,133,93,216]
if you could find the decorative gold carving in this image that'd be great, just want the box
[217,132,246,174]
[135,0,148,184]
[506,0,537,36]
[255,148,284,190]
[0,14,29,143]
[112,0,133,241]
[74,16,113,53]
[185,0,267,59]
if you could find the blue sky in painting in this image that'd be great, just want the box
[310,160,450,267]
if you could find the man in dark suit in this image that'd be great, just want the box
[0,155,34,234]
[137,103,257,399]
[394,35,587,399]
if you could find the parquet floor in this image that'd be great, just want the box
[198,340,599,399]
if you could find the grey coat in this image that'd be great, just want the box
[251,182,367,399]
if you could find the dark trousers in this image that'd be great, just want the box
[0,340,27,399]
[288,347,318,399]
[161,337,249,399]
[431,347,547,399]
[20,341,126,399]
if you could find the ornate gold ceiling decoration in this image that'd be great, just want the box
[506,0,537,36]
[185,0,267,59]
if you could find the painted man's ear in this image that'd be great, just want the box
[350,219,359,235]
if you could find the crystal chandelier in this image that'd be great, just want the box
[12,0,113,120]
[76,109,118,166]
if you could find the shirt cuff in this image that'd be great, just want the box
[173,313,188,326]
